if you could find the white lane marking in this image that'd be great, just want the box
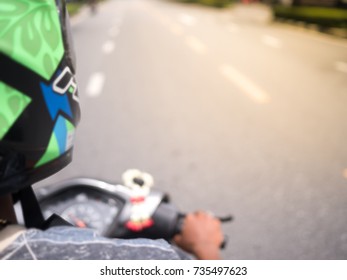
[343,168,347,179]
[169,23,184,36]
[262,35,282,49]
[335,61,347,74]
[227,23,240,33]
[186,36,207,55]
[179,14,196,26]
[220,64,270,104]
[102,40,115,54]
[86,72,105,98]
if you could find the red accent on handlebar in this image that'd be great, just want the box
[125,219,154,232]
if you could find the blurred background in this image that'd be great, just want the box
[39,0,347,259]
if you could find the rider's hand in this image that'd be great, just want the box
[173,211,223,260]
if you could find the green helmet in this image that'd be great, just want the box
[0,0,81,195]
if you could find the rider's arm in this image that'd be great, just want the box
[173,211,223,260]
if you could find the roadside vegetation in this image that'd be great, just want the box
[66,0,347,34]
[177,0,237,8]
[66,0,105,16]
[272,5,347,29]
[66,1,84,16]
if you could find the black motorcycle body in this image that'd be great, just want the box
[32,178,184,241]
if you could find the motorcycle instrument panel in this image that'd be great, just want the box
[39,187,123,235]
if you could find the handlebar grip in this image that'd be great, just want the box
[174,214,185,235]
[150,202,182,240]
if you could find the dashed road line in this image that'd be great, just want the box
[343,168,347,180]
[102,40,115,54]
[185,36,207,55]
[169,23,184,36]
[335,61,347,74]
[179,13,196,27]
[86,72,105,98]
[262,35,282,49]
[149,10,270,105]
[220,64,270,104]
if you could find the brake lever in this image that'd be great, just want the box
[217,215,233,223]
[217,215,233,249]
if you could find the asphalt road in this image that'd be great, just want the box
[39,0,347,259]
